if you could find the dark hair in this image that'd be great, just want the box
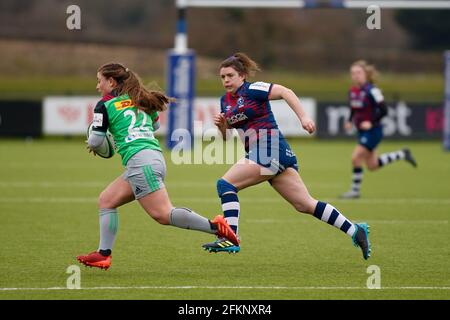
[98,63,172,114]
[219,52,261,79]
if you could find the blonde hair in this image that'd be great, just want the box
[98,63,172,114]
[219,52,261,79]
[351,60,379,84]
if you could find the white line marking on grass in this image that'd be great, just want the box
[324,198,450,205]
[1,286,449,291]
[173,197,450,205]
[0,182,105,188]
[247,219,448,224]
[1,197,450,205]
[0,197,97,203]
[367,220,448,224]
[0,181,341,189]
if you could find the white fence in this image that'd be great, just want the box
[43,96,317,137]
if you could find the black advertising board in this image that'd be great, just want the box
[317,101,443,140]
[0,101,42,137]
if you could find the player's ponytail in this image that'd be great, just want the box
[220,52,261,79]
[351,60,379,84]
[98,63,172,114]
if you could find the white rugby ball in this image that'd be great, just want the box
[86,122,115,159]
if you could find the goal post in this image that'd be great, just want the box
[166,0,450,150]
[166,1,194,150]
[444,51,450,151]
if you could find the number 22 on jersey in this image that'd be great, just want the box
[123,109,154,143]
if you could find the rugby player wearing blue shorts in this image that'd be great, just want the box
[76,63,238,270]
[340,60,417,199]
[202,53,371,260]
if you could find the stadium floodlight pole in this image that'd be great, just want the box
[178,0,450,9]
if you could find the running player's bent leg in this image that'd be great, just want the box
[377,148,417,168]
[312,201,355,236]
[341,145,368,199]
[76,176,134,269]
[310,201,371,260]
[271,168,371,259]
[139,188,211,232]
[170,207,239,245]
[201,179,241,253]
[76,208,118,269]
[138,188,238,245]
[216,158,273,236]
[217,178,240,235]
[170,207,216,234]
[96,176,134,256]
[98,208,119,256]
[203,160,275,253]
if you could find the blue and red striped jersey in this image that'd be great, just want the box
[349,83,385,129]
[220,81,285,150]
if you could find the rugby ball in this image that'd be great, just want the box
[86,122,115,159]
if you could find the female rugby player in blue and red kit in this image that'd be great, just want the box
[340,60,417,199]
[202,53,371,260]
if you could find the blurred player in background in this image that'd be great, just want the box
[76,63,238,270]
[202,52,371,260]
[340,60,417,199]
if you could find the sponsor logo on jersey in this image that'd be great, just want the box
[227,112,248,125]
[370,88,384,103]
[249,81,271,92]
[114,99,135,111]
[286,149,296,158]
[93,113,103,127]
[237,96,244,108]
[125,130,155,143]
[351,100,364,108]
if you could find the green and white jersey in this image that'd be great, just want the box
[92,93,161,165]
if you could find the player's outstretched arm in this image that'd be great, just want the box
[269,84,316,134]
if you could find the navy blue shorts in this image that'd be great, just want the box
[358,125,383,151]
[245,138,298,175]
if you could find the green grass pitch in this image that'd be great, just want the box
[0,138,448,299]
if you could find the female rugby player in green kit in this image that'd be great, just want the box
[77,63,238,270]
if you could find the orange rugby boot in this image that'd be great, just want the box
[76,251,111,270]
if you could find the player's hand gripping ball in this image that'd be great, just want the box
[86,122,115,159]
